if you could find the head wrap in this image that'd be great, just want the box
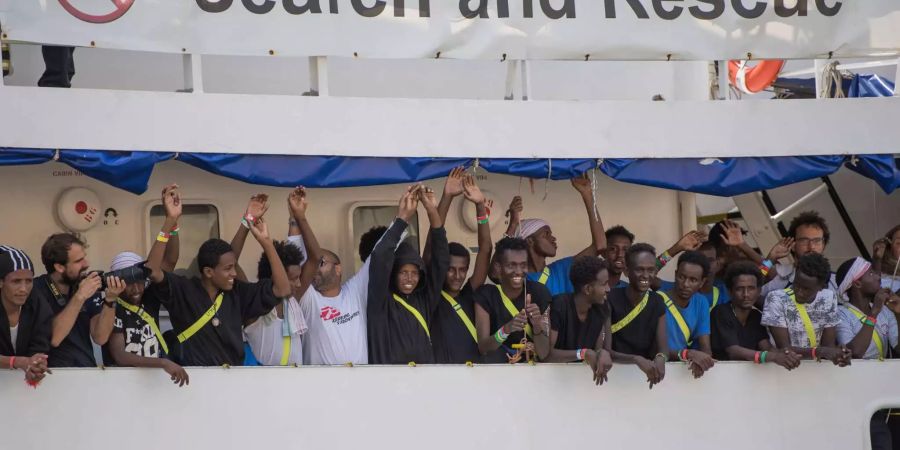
[0,246,34,279]
[837,256,871,302]
[514,218,550,240]
[110,251,143,272]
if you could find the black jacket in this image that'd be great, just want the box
[367,218,449,364]
[0,294,53,357]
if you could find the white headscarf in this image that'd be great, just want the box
[514,218,550,240]
[837,257,871,303]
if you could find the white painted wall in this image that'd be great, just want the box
[1,361,896,450]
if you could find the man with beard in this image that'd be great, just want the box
[475,237,551,363]
[603,226,635,289]
[516,175,607,296]
[0,246,53,384]
[761,211,838,298]
[608,243,668,389]
[711,261,802,370]
[145,184,292,366]
[32,233,125,368]
[540,256,613,385]
[429,171,493,364]
[367,185,449,365]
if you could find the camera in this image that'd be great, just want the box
[86,262,152,290]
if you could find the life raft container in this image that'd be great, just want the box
[728,60,785,94]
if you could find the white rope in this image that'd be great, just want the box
[820,61,848,98]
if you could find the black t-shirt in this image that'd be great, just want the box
[112,296,164,359]
[608,286,666,359]
[432,283,481,364]
[148,272,280,366]
[32,274,105,368]
[710,304,769,360]
[474,281,551,364]
[549,294,608,353]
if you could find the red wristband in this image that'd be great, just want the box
[754,351,760,364]
[8,356,15,370]
[811,347,818,360]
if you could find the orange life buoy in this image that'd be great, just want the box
[728,60,785,94]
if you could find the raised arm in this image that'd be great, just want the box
[504,196,523,239]
[571,174,606,258]
[652,230,705,290]
[231,194,269,282]
[161,227,180,273]
[719,220,764,265]
[463,176,493,290]
[368,188,417,317]
[147,184,182,285]
[288,187,320,299]
[248,218,291,299]
[423,167,464,264]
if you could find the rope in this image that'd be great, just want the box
[820,61,848,99]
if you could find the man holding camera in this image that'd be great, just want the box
[31,233,126,367]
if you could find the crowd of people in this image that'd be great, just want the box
[3,170,900,392]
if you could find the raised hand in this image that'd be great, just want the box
[885,293,900,314]
[397,186,419,223]
[417,184,438,211]
[873,288,892,316]
[288,187,308,220]
[674,230,706,253]
[571,173,592,197]
[104,276,126,300]
[161,184,182,220]
[245,194,270,221]
[873,238,889,261]
[767,237,795,261]
[719,220,745,247]
[462,175,486,205]
[506,196,523,223]
[443,166,466,198]
[248,217,271,243]
[74,272,102,303]
[504,310,528,334]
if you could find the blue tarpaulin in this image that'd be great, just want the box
[0,148,55,166]
[57,150,176,195]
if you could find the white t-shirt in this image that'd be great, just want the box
[761,288,841,348]
[9,325,18,353]
[244,297,307,366]
[300,258,371,365]
[836,305,898,360]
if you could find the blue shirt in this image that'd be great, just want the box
[660,291,711,351]
[526,256,574,297]
[658,279,730,310]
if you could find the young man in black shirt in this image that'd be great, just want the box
[603,225,635,290]
[0,246,53,384]
[474,237,551,364]
[32,233,124,367]
[607,243,668,389]
[145,184,292,366]
[540,256,613,385]
[428,170,493,364]
[711,261,801,370]
[367,185,448,365]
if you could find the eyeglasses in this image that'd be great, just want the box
[795,237,825,246]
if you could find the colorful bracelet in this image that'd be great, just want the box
[754,351,761,364]
[156,231,170,243]
[8,356,15,370]
[575,348,584,361]
[656,251,673,269]
[494,328,509,344]
[863,316,878,327]
[760,351,768,364]
[811,347,818,361]
[678,349,689,362]
[758,259,774,277]
[169,226,180,237]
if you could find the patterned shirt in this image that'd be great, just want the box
[760,288,840,348]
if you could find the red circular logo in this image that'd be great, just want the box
[58,0,135,24]
[75,201,88,214]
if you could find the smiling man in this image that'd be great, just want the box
[658,251,715,379]
[145,184,292,366]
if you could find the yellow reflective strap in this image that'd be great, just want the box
[441,291,477,343]
[846,305,884,361]
[177,292,224,343]
[611,291,649,334]
[659,292,692,346]
[786,289,817,348]
[116,298,169,355]
[709,287,720,312]
[537,267,550,285]
[392,294,430,339]
[497,286,531,338]
[280,336,291,366]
